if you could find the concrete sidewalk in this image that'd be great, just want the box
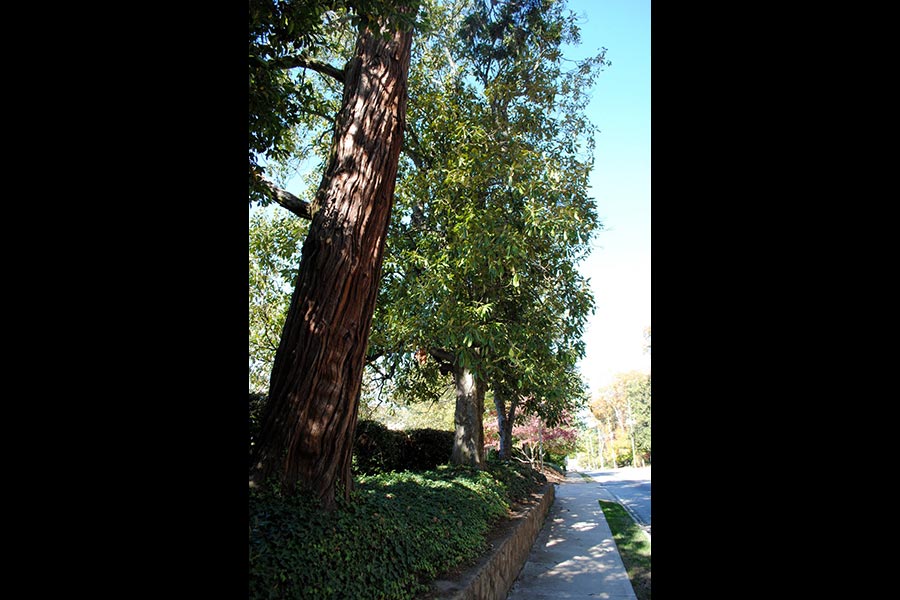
[506,470,638,599]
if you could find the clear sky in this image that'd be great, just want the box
[563,0,651,395]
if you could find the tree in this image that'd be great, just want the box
[363,0,494,468]
[249,1,419,509]
[370,0,607,465]
[248,0,606,496]
[572,414,609,470]
[591,371,650,467]
[457,0,606,462]
[630,372,651,462]
[485,411,577,469]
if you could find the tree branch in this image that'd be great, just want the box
[271,55,346,83]
[403,123,431,171]
[429,348,455,365]
[302,107,335,124]
[428,348,458,375]
[260,177,313,220]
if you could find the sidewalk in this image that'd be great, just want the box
[505,470,638,599]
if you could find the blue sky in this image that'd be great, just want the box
[563,0,651,394]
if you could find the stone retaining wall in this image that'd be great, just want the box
[428,481,556,600]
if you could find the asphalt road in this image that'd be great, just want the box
[579,466,651,535]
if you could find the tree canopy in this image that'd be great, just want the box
[367,0,608,460]
[249,0,418,209]
[590,370,651,466]
[248,0,612,494]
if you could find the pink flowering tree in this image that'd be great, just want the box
[485,410,578,470]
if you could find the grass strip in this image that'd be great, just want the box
[599,500,651,600]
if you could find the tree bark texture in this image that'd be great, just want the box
[451,365,485,467]
[493,387,518,461]
[249,14,414,510]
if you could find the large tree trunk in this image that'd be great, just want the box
[451,365,485,467]
[493,386,518,461]
[249,13,414,510]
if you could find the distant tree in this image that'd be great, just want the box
[589,390,620,468]
[571,415,608,469]
[485,411,577,469]
[630,373,651,462]
[591,371,650,467]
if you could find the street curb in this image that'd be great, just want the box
[578,470,651,543]
[608,489,647,526]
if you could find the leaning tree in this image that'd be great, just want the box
[248,0,419,510]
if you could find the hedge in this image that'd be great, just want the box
[353,420,454,475]
[250,394,453,474]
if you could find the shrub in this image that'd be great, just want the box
[544,450,569,468]
[249,461,546,599]
[353,420,453,475]
[403,428,454,471]
[353,420,406,474]
[251,406,454,475]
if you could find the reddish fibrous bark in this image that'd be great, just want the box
[249,12,415,510]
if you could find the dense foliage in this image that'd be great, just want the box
[249,211,306,392]
[249,0,418,205]
[249,0,608,436]
[353,420,454,474]
[484,410,578,466]
[360,0,608,462]
[249,461,547,599]
[589,371,651,467]
[248,0,609,503]
[252,399,454,473]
